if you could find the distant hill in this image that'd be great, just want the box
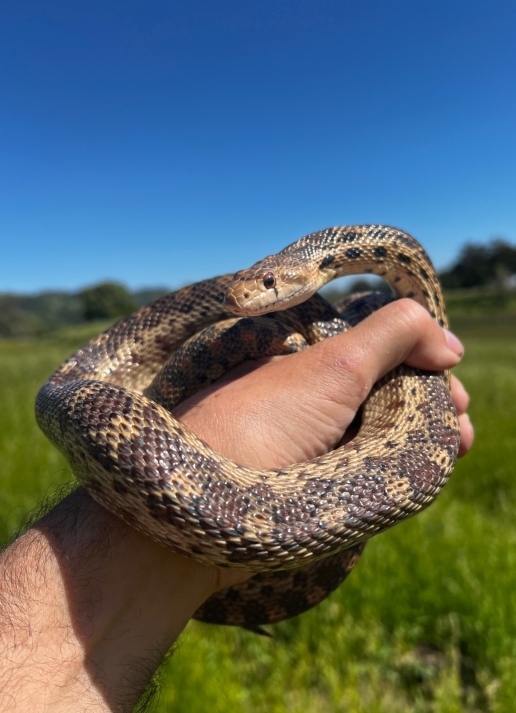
[0,283,170,339]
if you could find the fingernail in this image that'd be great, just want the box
[444,329,464,357]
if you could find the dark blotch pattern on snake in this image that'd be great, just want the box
[36,225,459,629]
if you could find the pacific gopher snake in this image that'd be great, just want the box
[36,225,459,629]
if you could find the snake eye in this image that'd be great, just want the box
[263,272,276,290]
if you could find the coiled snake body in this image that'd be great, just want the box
[36,226,459,630]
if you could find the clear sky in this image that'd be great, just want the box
[1,0,515,293]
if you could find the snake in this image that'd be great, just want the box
[36,225,459,632]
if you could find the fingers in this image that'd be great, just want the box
[450,374,474,457]
[176,299,471,469]
[457,413,474,457]
[313,301,472,458]
[359,299,463,372]
[443,330,465,358]
[450,374,469,415]
[309,299,463,417]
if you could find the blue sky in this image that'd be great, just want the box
[1,1,515,293]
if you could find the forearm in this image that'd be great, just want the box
[0,489,219,713]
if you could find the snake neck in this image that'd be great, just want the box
[227,226,448,330]
[282,226,448,329]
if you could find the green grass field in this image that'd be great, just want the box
[1,315,515,712]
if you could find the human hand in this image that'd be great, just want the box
[177,298,472,467]
[176,298,473,591]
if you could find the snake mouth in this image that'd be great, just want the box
[224,285,279,316]
[224,289,287,316]
[225,275,313,316]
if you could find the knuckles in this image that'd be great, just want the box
[386,298,435,334]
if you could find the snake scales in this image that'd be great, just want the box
[36,225,459,630]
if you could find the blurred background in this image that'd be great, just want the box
[1,2,515,711]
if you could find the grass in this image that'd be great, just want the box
[0,316,515,712]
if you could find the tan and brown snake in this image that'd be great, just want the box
[36,225,459,630]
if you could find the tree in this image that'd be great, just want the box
[79,282,137,321]
[440,238,516,289]
[0,297,45,338]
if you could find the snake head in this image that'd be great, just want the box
[224,261,315,316]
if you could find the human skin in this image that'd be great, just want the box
[0,300,473,712]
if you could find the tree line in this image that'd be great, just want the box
[439,238,516,289]
[1,238,515,338]
[0,284,168,339]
